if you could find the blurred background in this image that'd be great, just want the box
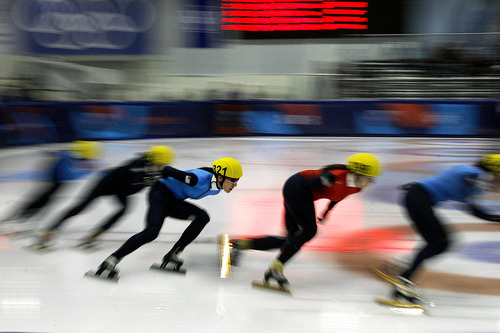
[0,0,498,145]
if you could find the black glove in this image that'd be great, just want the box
[470,204,500,223]
[317,201,338,224]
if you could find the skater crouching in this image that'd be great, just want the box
[90,157,243,280]
[35,146,175,248]
[386,154,500,306]
[1,141,102,234]
[230,153,382,291]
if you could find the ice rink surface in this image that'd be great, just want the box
[0,136,499,333]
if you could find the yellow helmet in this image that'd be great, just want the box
[481,154,500,176]
[146,146,175,165]
[212,157,243,179]
[70,141,103,160]
[346,153,382,177]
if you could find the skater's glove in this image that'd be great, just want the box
[399,182,416,191]
[470,203,500,223]
[317,201,337,224]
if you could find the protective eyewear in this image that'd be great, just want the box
[226,177,239,184]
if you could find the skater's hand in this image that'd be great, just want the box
[317,201,337,225]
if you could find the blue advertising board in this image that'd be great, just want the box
[353,102,480,135]
[0,100,497,148]
[0,102,214,147]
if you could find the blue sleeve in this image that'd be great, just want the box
[54,158,93,182]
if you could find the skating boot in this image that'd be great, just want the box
[28,231,56,252]
[230,239,251,267]
[252,260,291,294]
[375,276,430,312]
[370,266,431,312]
[150,247,186,274]
[76,230,103,250]
[390,276,421,303]
[85,255,120,281]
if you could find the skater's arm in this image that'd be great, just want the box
[468,203,500,222]
[317,201,338,224]
[161,166,198,186]
[306,171,336,188]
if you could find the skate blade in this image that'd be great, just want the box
[84,270,119,282]
[149,263,186,275]
[24,244,56,253]
[369,266,400,286]
[375,298,428,314]
[73,242,101,252]
[2,230,34,238]
[251,280,291,294]
[217,233,232,279]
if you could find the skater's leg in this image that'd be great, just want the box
[264,174,316,286]
[237,236,287,250]
[234,174,308,255]
[169,201,210,251]
[276,174,317,264]
[276,189,317,265]
[45,182,105,232]
[400,184,450,281]
[111,184,169,260]
[230,203,300,265]
[83,194,128,242]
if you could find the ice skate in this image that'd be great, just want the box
[229,239,246,267]
[75,239,100,251]
[370,266,432,313]
[75,231,102,251]
[252,260,291,294]
[375,280,432,314]
[27,231,56,252]
[228,238,252,267]
[150,247,186,274]
[374,297,428,314]
[85,255,120,282]
[369,266,421,299]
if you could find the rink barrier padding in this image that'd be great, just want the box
[0,99,498,147]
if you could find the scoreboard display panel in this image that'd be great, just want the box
[221,0,406,38]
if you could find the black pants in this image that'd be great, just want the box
[248,173,317,265]
[47,176,128,233]
[400,183,450,280]
[112,182,210,260]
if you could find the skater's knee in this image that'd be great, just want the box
[438,238,450,252]
[302,224,317,241]
[432,237,449,255]
[193,209,210,225]
[141,229,161,243]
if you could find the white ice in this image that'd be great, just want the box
[0,137,499,333]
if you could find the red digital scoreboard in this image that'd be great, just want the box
[221,0,405,38]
